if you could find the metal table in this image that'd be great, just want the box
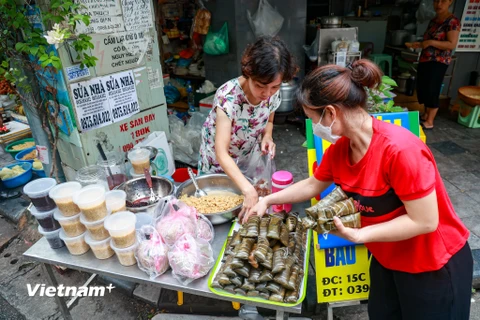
[23,222,302,320]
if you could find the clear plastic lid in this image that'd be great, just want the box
[127,149,150,162]
[53,209,81,223]
[84,233,111,247]
[59,229,86,242]
[104,211,136,236]
[29,205,56,218]
[72,185,106,208]
[23,178,57,198]
[38,225,61,237]
[97,151,125,168]
[75,165,108,189]
[49,182,82,201]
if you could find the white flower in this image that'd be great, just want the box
[44,24,66,45]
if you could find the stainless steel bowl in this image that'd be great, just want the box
[175,174,247,225]
[116,176,174,213]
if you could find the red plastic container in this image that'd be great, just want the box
[272,171,294,213]
[172,168,198,183]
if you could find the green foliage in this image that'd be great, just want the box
[0,0,97,91]
[367,76,404,113]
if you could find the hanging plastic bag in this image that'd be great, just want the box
[168,234,215,285]
[247,0,284,38]
[416,0,436,23]
[243,149,276,197]
[155,197,198,246]
[203,22,229,55]
[193,7,211,35]
[303,36,319,62]
[135,225,170,280]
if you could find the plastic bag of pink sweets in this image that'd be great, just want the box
[168,234,214,285]
[155,197,197,246]
[135,225,170,280]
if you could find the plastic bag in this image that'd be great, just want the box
[193,8,211,35]
[135,225,170,280]
[247,0,284,38]
[243,148,276,197]
[155,197,198,246]
[416,0,436,23]
[204,22,229,55]
[168,113,207,167]
[164,83,180,104]
[168,234,215,285]
[196,214,215,243]
[303,36,318,62]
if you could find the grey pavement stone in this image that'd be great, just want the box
[0,295,26,320]
[0,195,30,223]
[462,216,480,237]
[469,233,480,251]
[133,283,162,306]
[0,215,20,250]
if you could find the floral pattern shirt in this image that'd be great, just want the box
[420,14,460,65]
[199,77,281,173]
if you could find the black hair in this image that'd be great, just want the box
[241,36,298,84]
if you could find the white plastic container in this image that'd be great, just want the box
[49,182,82,217]
[30,206,61,232]
[105,190,127,214]
[54,210,86,237]
[110,240,137,266]
[23,178,57,212]
[59,230,90,255]
[127,149,150,174]
[38,226,64,249]
[104,211,137,249]
[129,167,152,179]
[84,233,114,260]
[135,213,153,230]
[80,213,110,241]
[73,185,107,222]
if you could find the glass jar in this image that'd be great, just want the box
[97,152,128,190]
[75,165,109,191]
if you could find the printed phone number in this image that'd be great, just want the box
[80,111,111,130]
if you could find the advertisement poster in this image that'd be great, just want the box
[70,71,139,132]
[457,0,480,52]
[121,0,154,30]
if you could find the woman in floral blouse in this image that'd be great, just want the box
[199,36,298,214]
[408,0,460,129]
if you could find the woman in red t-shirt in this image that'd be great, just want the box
[408,0,460,129]
[243,60,472,320]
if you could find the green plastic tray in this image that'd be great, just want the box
[5,138,35,157]
[208,220,312,307]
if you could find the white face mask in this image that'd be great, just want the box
[313,109,341,144]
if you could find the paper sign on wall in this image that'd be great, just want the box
[121,0,154,31]
[76,15,125,34]
[70,70,140,132]
[65,64,91,81]
[36,146,50,164]
[91,30,149,75]
[76,0,122,16]
[106,71,139,122]
[457,0,480,52]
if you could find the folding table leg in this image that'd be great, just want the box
[42,263,73,320]
[275,310,289,320]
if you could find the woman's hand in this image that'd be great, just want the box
[261,135,276,158]
[241,196,269,224]
[406,41,422,49]
[330,217,363,243]
[238,185,259,223]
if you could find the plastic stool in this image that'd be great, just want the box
[458,104,480,128]
[369,54,392,77]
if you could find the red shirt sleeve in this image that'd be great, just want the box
[385,144,436,201]
[449,17,460,32]
[314,145,334,182]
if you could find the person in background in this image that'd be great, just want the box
[408,0,460,129]
[245,60,472,319]
[199,36,298,215]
